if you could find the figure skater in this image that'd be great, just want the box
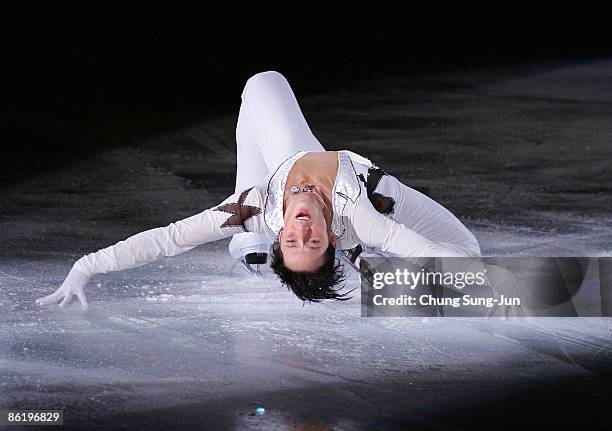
[35,70,481,307]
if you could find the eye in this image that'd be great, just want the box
[309,240,320,245]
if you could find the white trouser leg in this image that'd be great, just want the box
[230,81,270,259]
[234,90,268,193]
[231,70,325,258]
[239,70,325,172]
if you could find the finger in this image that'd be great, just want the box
[36,291,62,306]
[76,291,88,308]
[59,294,74,307]
[35,292,55,305]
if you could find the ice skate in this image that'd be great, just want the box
[339,244,379,287]
[229,232,271,277]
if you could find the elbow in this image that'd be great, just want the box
[460,240,482,258]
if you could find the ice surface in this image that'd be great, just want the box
[1,59,612,430]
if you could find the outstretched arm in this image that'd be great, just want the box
[77,187,264,275]
[35,187,266,307]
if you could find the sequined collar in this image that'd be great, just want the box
[264,151,362,237]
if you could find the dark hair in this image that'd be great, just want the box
[270,241,353,303]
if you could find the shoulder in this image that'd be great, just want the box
[338,150,375,170]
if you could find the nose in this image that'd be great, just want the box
[295,224,310,233]
[291,224,311,240]
[293,218,310,228]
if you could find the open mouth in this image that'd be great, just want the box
[295,210,310,221]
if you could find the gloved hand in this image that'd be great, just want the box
[35,263,91,308]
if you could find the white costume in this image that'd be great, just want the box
[43,71,481,304]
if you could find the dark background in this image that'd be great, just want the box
[2,7,612,429]
[3,3,612,186]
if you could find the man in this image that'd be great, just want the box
[35,70,481,308]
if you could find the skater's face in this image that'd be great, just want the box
[281,191,336,272]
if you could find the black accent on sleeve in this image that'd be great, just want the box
[212,187,262,231]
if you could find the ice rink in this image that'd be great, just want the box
[2,60,612,430]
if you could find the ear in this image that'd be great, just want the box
[329,233,337,247]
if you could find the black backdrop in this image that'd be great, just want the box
[3,3,612,184]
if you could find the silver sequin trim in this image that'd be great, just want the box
[330,152,362,237]
[264,150,365,237]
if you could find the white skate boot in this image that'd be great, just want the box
[229,232,271,277]
[339,244,364,273]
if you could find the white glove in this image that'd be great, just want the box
[35,263,91,308]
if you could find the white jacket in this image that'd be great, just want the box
[76,150,481,277]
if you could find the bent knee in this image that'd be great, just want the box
[242,70,288,96]
[248,70,286,82]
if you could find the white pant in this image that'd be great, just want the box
[230,71,479,260]
[234,70,325,192]
[230,70,325,258]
